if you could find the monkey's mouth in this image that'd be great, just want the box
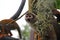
[26,18,32,22]
[27,19,31,21]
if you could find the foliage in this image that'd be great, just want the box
[22,25,30,40]
[56,0,60,9]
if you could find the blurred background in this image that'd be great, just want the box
[0,0,30,40]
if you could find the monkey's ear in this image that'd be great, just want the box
[10,0,26,20]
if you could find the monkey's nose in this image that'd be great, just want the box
[27,19,30,21]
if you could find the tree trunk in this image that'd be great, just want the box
[28,0,57,40]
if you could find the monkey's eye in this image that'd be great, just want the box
[26,15,28,17]
[29,15,31,17]
[26,15,31,17]
[29,15,33,18]
[26,15,33,19]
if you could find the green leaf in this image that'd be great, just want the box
[56,0,60,9]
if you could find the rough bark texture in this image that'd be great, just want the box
[28,0,57,40]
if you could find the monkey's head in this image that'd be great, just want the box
[25,12,37,23]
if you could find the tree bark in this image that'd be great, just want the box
[28,0,57,40]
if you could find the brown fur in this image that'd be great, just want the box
[0,19,22,39]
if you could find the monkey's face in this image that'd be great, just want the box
[25,12,37,23]
[25,13,33,21]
